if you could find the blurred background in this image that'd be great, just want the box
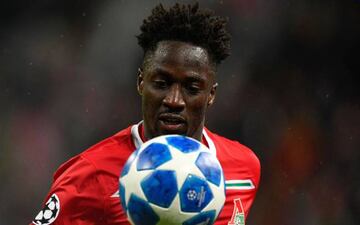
[0,0,359,224]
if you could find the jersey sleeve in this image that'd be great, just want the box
[230,148,261,221]
[217,142,261,225]
[30,155,106,225]
[239,150,261,219]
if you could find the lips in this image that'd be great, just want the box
[158,113,186,133]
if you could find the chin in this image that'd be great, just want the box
[159,129,187,136]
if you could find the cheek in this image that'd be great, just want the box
[142,88,163,114]
[188,97,208,119]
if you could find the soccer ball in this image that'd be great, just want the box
[119,135,225,225]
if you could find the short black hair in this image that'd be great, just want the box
[137,2,231,65]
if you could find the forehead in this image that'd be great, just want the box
[145,41,214,79]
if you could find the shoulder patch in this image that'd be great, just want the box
[32,193,60,225]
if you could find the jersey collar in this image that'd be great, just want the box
[131,121,217,155]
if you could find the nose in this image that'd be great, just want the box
[163,84,185,110]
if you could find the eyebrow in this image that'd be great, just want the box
[152,68,207,83]
[152,68,172,78]
[186,74,206,83]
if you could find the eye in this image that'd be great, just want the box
[152,79,168,89]
[186,83,201,95]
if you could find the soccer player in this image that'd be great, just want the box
[31,3,260,225]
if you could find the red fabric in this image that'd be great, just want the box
[205,128,261,223]
[30,125,260,225]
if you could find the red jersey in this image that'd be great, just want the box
[31,122,260,225]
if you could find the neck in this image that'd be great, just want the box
[142,124,204,142]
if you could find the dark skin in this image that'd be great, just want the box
[137,40,217,142]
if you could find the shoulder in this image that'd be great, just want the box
[206,128,260,165]
[80,125,134,161]
[31,126,134,224]
[205,128,261,183]
[53,125,134,183]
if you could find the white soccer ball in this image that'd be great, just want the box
[119,135,225,225]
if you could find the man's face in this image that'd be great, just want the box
[138,40,217,141]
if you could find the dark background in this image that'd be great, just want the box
[0,0,359,224]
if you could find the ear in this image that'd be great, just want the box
[208,82,218,106]
[137,68,144,95]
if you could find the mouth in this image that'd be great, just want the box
[158,113,186,133]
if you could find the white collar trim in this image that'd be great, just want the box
[131,121,217,155]
[202,128,216,155]
[131,121,143,149]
